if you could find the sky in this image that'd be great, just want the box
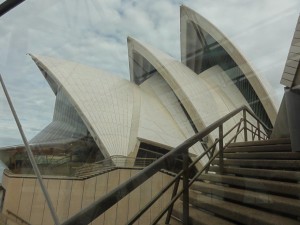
[0,0,299,147]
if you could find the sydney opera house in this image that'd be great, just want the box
[1,4,300,225]
[30,5,276,161]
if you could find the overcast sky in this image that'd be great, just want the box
[0,0,299,147]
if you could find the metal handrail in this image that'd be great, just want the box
[61,105,270,225]
[48,155,71,167]
[0,0,25,17]
[76,156,158,169]
[74,155,185,179]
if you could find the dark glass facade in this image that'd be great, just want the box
[184,20,272,128]
[132,50,157,85]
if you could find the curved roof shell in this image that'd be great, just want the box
[128,37,253,143]
[29,5,278,159]
[31,55,200,157]
[180,5,277,126]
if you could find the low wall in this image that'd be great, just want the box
[2,168,174,225]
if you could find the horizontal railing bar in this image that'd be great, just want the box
[246,127,267,137]
[186,144,217,172]
[244,110,272,132]
[206,138,218,159]
[207,139,219,157]
[189,148,221,186]
[246,119,259,130]
[205,139,219,172]
[222,120,243,139]
[224,128,244,149]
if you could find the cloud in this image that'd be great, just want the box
[0,0,299,147]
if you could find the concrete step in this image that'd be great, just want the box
[209,166,300,181]
[223,152,300,159]
[212,159,300,169]
[228,138,290,148]
[169,218,182,225]
[191,182,300,217]
[198,173,300,197]
[225,144,291,153]
[157,216,182,225]
[189,191,300,225]
[172,202,235,225]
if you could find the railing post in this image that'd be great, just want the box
[257,121,261,140]
[219,124,224,174]
[165,177,180,224]
[182,149,189,225]
[205,139,218,173]
[243,109,248,142]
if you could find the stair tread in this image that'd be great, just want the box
[173,202,235,225]
[199,173,300,197]
[157,217,182,225]
[191,181,300,216]
[189,191,299,225]
[225,144,291,153]
[209,166,300,181]
[212,159,300,169]
[223,152,300,159]
[184,138,300,225]
[228,138,290,147]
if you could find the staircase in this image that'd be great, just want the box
[60,106,297,225]
[172,138,300,225]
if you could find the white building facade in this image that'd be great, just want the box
[29,5,277,164]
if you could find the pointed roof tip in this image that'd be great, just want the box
[127,36,144,46]
[127,36,133,42]
[180,4,184,12]
[127,36,137,45]
[180,4,203,18]
[127,36,139,44]
[27,53,38,61]
[180,5,195,17]
[180,4,191,11]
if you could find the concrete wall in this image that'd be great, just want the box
[1,169,174,225]
[271,93,290,139]
[280,15,300,87]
